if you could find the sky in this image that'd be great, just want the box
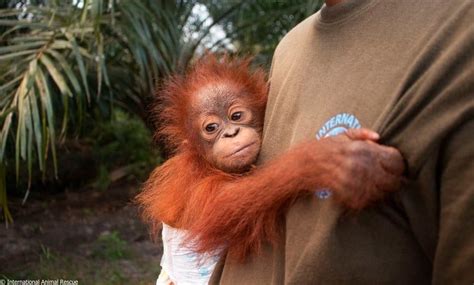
[70,0,233,52]
[184,3,234,52]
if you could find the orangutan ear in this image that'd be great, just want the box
[181,139,189,147]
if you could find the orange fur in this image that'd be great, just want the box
[136,55,279,260]
[149,54,267,156]
[136,55,393,262]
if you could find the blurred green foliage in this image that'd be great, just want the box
[0,0,181,223]
[0,0,323,223]
[205,0,324,65]
[90,110,161,190]
[92,111,159,172]
[93,231,129,260]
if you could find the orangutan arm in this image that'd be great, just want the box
[187,131,405,261]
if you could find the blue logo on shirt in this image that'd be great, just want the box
[314,113,361,200]
[316,112,361,140]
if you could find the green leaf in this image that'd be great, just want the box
[29,87,44,171]
[36,67,57,177]
[12,59,37,177]
[0,76,22,94]
[0,50,37,61]
[59,86,69,138]
[0,41,46,54]
[50,40,73,50]
[0,107,15,121]
[80,0,90,24]
[15,78,28,178]
[10,35,52,43]
[46,49,82,95]
[0,113,13,162]
[0,19,49,28]
[64,32,90,101]
[39,53,72,97]
[91,0,103,19]
[26,91,34,187]
[0,163,14,226]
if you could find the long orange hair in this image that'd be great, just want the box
[136,55,268,237]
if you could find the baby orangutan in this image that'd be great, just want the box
[137,56,405,271]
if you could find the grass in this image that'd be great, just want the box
[1,233,161,284]
[93,231,129,260]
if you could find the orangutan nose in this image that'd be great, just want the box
[223,127,240,138]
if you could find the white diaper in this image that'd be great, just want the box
[158,223,220,285]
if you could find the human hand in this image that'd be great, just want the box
[294,128,405,210]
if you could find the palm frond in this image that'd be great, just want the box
[0,0,320,225]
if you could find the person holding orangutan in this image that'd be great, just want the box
[136,56,405,284]
[209,1,473,284]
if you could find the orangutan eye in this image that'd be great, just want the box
[205,123,219,133]
[230,112,242,121]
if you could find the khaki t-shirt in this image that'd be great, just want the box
[211,0,474,284]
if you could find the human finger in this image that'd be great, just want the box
[345,128,380,141]
[377,146,406,176]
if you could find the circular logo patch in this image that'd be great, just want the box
[314,113,361,200]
